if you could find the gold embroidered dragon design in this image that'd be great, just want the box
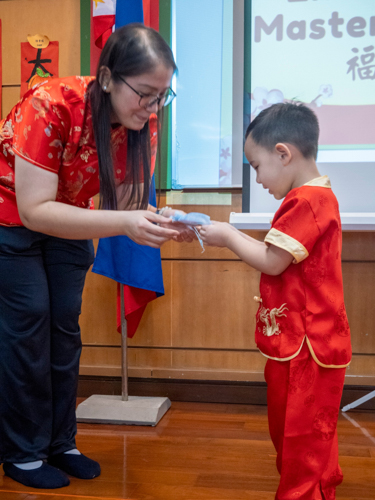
[254,297,288,337]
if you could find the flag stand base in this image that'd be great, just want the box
[76,394,171,426]
[76,284,171,427]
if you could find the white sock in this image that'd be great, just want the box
[64,448,81,455]
[13,460,43,470]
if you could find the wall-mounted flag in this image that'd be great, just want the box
[92,175,164,337]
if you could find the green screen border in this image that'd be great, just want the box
[157,0,172,190]
[80,0,91,76]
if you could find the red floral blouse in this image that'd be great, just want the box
[0,76,157,226]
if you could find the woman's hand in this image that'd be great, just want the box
[199,221,233,247]
[123,210,180,247]
[158,209,196,243]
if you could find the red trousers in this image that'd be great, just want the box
[264,342,346,500]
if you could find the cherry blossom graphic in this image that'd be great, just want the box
[250,87,284,119]
[310,84,333,108]
[219,135,232,186]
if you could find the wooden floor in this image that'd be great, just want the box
[0,401,374,500]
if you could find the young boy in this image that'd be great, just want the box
[200,103,351,500]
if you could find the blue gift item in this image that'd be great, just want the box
[171,211,211,252]
[171,211,211,226]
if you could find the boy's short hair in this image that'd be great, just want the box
[245,102,319,160]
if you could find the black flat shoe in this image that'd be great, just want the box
[48,452,101,479]
[3,462,70,489]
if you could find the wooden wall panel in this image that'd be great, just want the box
[1,86,20,118]
[170,349,265,372]
[80,346,122,376]
[80,261,173,347]
[151,368,267,382]
[342,232,375,262]
[346,355,375,382]
[343,262,375,354]
[170,260,259,350]
[79,345,375,385]
[79,237,375,386]
[80,269,118,346]
[79,346,266,381]
[79,346,172,377]
[79,191,375,386]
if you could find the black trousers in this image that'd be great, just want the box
[0,227,94,463]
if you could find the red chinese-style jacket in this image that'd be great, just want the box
[255,176,351,368]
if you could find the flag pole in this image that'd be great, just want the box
[120,283,128,401]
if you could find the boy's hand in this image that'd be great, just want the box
[199,221,233,247]
[158,209,196,243]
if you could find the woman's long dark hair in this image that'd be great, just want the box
[89,23,177,210]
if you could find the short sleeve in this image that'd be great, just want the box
[265,195,320,263]
[12,87,70,174]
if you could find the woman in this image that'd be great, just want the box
[0,23,186,489]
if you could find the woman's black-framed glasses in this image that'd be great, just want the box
[118,75,176,110]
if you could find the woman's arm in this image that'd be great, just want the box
[15,156,179,247]
[199,221,293,275]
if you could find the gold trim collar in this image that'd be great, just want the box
[303,175,331,188]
